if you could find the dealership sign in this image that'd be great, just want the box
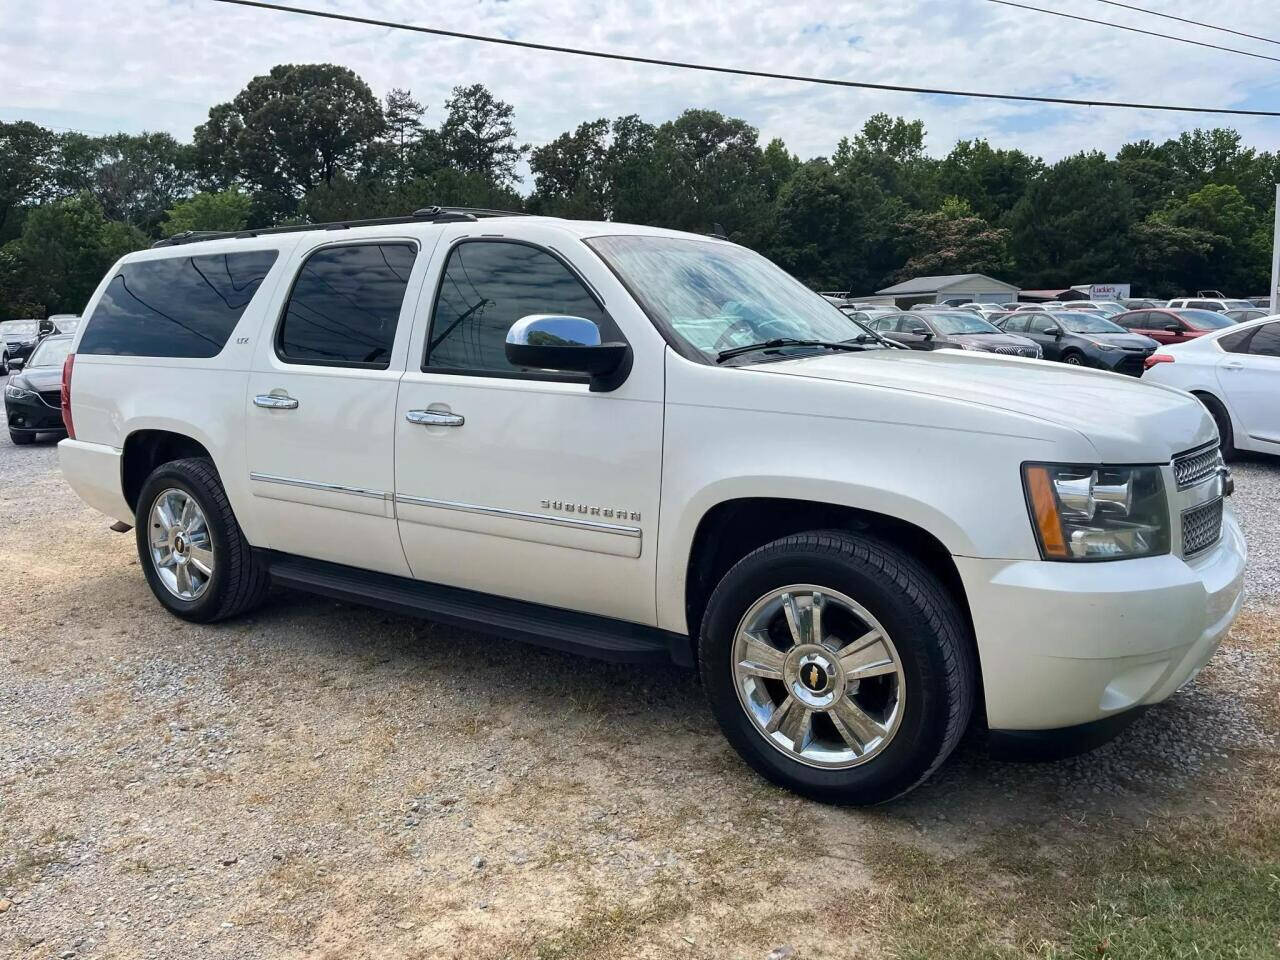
[1084,283,1130,301]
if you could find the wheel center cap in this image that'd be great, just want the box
[174,533,187,555]
[801,662,829,693]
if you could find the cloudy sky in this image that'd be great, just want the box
[3,0,1278,186]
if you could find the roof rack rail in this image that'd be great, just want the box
[151,205,529,248]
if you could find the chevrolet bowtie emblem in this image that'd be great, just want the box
[808,665,820,688]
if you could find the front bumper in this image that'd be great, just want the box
[956,505,1246,732]
[1093,348,1152,377]
[6,394,67,434]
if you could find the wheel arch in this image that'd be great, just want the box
[680,496,978,677]
[121,429,217,512]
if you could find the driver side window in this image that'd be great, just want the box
[424,240,619,375]
[1029,315,1056,334]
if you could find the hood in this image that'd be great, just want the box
[11,365,62,392]
[750,348,1215,463]
[1086,332,1159,350]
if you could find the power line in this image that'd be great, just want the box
[1085,0,1280,48]
[205,0,1280,118]
[986,0,1280,64]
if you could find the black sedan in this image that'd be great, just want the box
[996,311,1158,376]
[5,333,72,444]
[864,311,1042,358]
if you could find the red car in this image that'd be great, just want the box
[1112,307,1236,344]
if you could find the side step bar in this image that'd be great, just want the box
[263,552,691,667]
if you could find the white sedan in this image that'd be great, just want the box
[1143,314,1280,458]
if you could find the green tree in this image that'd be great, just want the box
[2,194,147,315]
[162,189,253,235]
[438,84,525,188]
[833,113,936,209]
[892,200,1011,281]
[0,121,58,240]
[193,64,385,220]
[937,139,1042,225]
[1144,183,1268,293]
[528,119,611,218]
[89,132,195,233]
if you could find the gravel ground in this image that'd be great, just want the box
[1,409,1278,960]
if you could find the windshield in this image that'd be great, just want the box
[27,336,72,368]
[1079,302,1124,316]
[585,235,881,359]
[925,312,1001,334]
[1052,312,1126,334]
[1176,309,1235,330]
[0,320,38,339]
[1221,300,1253,310]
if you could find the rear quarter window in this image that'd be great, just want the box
[79,250,279,358]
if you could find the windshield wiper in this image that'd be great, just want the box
[715,339,869,363]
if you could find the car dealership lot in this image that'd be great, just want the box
[2,424,1278,959]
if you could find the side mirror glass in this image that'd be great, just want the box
[505,315,631,391]
[8,357,24,371]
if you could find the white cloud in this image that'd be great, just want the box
[2,0,1277,182]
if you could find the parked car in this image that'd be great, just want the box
[5,333,73,444]
[840,306,897,327]
[56,211,1243,805]
[1143,315,1279,458]
[1224,308,1269,324]
[1123,298,1163,310]
[864,311,1042,357]
[1166,297,1255,313]
[1,320,43,373]
[956,303,1007,318]
[1248,296,1271,308]
[996,311,1158,375]
[1012,303,1062,312]
[1112,308,1235,345]
[1061,301,1126,317]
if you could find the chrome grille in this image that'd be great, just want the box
[1173,445,1220,489]
[989,345,1038,357]
[1182,498,1223,556]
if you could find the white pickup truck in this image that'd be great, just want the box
[57,208,1245,804]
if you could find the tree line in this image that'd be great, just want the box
[2,61,1277,319]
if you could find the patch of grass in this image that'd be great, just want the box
[857,755,1280,960]
[532,887,691,960]
[0,825,73,888]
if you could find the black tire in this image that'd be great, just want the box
[9,430,34,445]
[1196,392,1236,460]
[135,457,269,622]
[698,530,976,805]
[1061,350,1086,366]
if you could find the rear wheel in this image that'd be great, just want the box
[698,530,975,805]
[135,457,269,622]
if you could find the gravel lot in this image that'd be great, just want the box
[2,410,1278,960]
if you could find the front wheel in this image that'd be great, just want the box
[698,531,975,805]
[135,457,269,622]
[1062,351,1085,366]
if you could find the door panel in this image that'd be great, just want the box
[1217,323,1280,443]
[394,230,665,625]
[244,238,432,576]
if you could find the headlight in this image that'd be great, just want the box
[4,382,34,400]
[1092,341,1120,351]
[1023,463,1169,561]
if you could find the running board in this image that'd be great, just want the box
[263,552,689,666]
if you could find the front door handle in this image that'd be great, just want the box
[406,409,465,427]
[254,393,299,410]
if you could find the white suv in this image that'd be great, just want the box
[57,209,1246,804]
[1167,297,1255,313]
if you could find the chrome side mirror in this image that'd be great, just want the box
[7,357,24,371]
[504,315,631,391]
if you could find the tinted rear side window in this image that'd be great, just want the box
[79,251,279,358]
[277,243,417,368]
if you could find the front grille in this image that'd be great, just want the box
[1173,444,1220,489]
[1182,498,1223,556]
[989,345,1038,357]
[38,389,61,408]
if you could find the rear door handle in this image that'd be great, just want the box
[406,409,465,427]
[254,393,299,409]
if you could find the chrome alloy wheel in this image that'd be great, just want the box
[732,585,905,769]
[148,488,215,601]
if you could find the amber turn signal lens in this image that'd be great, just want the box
[1024,465,1068,558]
